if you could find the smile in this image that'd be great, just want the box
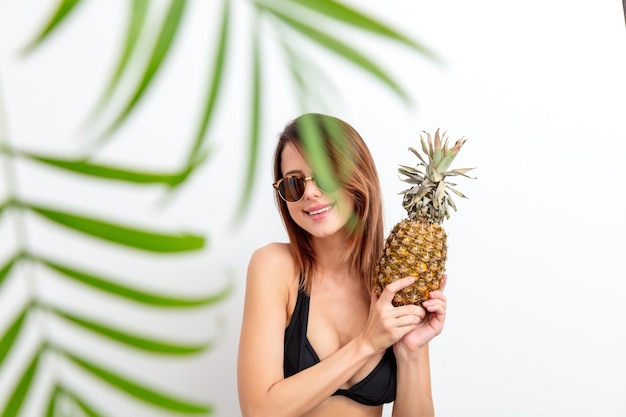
[306,205,333,215]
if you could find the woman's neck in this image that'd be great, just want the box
[311,232,354,280]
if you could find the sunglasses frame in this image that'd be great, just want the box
[273,175,319,202]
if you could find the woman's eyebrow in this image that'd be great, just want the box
[284,169,305,176]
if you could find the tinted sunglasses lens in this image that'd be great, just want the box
[280,177,306,201]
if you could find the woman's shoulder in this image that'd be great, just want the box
[245,243,299,309]
[247,242,297,281]
[250,242,292,264]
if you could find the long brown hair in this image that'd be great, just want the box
[273,113,384,293]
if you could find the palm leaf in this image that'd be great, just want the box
[277,28,339,110]
[62,350,212,414]
[44,385,61,417]
[37,257,233,307]
[1,350,41,417]
[61,386,106,417]
[81,0,150,128]
[187,0,231,163]
[27,204,205,252]
[46,305,213,355]
[96,0,188,141]
[0,200,8,222]
[260,3,410,103]
[296,114,337,193]
[19,151,197,187]
[234,18,263,221]
[20,0,84,54]
[0,253,22,288]
[288,0,437,58]
[0,308,29,369]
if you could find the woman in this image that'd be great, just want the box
[237,113,447,417]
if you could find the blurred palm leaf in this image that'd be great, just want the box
[46,305,215,354]
[0,308,29,369]
[62,349,212,414]
[18,150,207,187]
[27,203,205,252]
[36,257,234,307]
[94,0,188,142]
[81,0,149,129]
[20,0,84,54]
[3,351,42,417]
[1,0,435,415]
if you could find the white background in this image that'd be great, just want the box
[1,1,625,416]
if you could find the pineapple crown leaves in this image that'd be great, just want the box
[398,129,475,224]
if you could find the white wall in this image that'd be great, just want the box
[1,1,625,416]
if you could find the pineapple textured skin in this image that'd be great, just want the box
[375,218,446,306]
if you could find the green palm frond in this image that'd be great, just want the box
[18,150,199,187]
[26,203,205,252]
[93,0,188,143]
[61,349,212,414]
[0,253,22,289]
[81,0,150,129]
[234,16,263,222]
[59,386,107,417]
[0,308,29,369]
[46,305,214,354]
[186,0,232,164]
[288,0,438,58]
[43,385,63,417]
[20,0,84,54]
[258,1,411,103]
[2,350,42,417]
[36,257,234,307]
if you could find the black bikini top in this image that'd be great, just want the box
[283,286,397,406]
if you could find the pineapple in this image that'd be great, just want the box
[375,129,474,306]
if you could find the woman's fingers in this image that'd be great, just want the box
[393,304,425,320]
[377,277,416,305]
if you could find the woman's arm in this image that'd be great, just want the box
[237,244,422,417]
[392,344,434,417]
[391,279,447,417]
[237,244,373,417]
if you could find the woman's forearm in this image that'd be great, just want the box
[240,335,376,417]
[391,346,434,417]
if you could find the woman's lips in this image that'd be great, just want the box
[305,204,333,216]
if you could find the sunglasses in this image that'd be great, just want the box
[273,175,334,202]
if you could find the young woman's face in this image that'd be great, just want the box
[279,143,355,239]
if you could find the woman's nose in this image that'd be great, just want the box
[303,178,321,199]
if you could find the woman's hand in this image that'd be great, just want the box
[395,275,447,356]
[360,277,426,353]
